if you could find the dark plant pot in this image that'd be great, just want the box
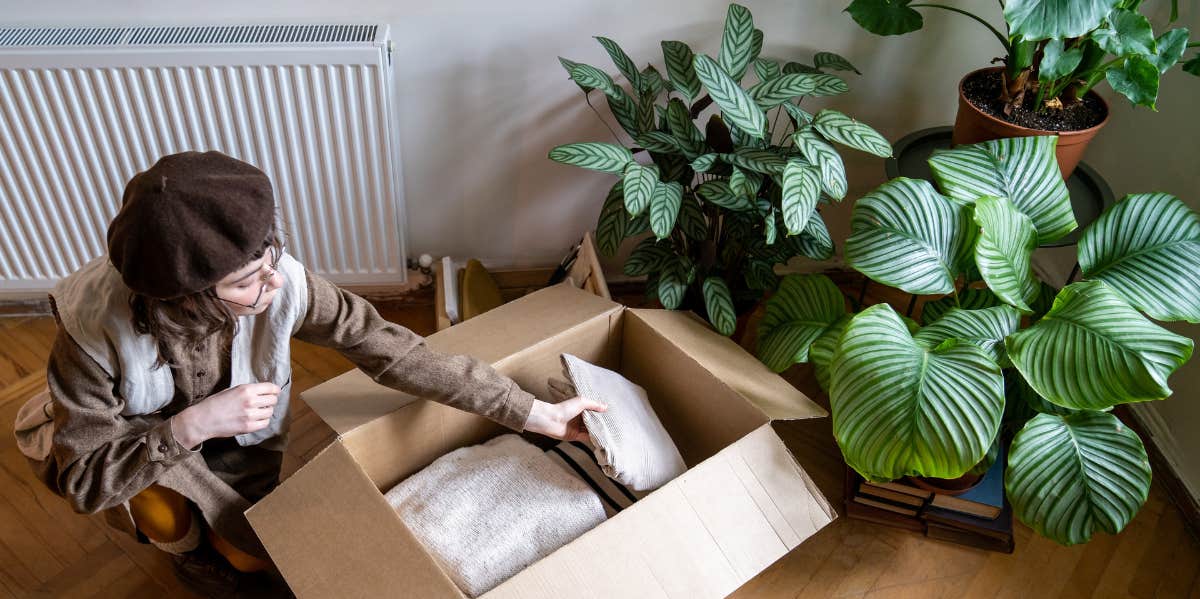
[905,473,984,496]
[951,67,1110,180]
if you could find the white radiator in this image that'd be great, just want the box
[0,24,407,295]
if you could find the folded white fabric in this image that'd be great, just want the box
[559,353,687,492]
[545,441,648,518]
[384,434,605,597]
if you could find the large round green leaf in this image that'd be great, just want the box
[756,274,846,372]
[920,287,1002,325]
[1006,281,1194,410]
[845,0,924,36]
[549,142,633,174]
[974,195,1040,312]
[1078,193,1200,323]
[1006,412,1151,546]
[914,305,1021,366]
[1004,0,1121,41]
[928,136,1076,244]
[830,303,1005,482]
[693,54,766,139]
[811,315,850,393]
[845,177,974,296]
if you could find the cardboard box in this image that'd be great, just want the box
[248,282,835,598]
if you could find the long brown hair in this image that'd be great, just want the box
[130,230,284,368]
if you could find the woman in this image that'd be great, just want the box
[14,151,604,597]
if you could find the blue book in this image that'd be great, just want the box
[927,444,1005,519]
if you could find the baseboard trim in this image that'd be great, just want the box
[1119,404,1200,543]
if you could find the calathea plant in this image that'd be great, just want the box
[758,134,1198,545]
[549,2,891,335]
[846,0,1199,112]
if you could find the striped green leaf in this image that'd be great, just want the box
[814,51,861,74]
[1006,412,1150,546]
[694,54,767,139]
[747,74,820,108]
[831,303,1005,481]
[744,259,778,292]
[914,306,1021,366]
[782,161,821,235]
[638,65,665,96]
[783,62,821,74]
[731,167,763,199]
[661,41,701,103]
[627,208,650,236]
[974,195,1040,312]
[928,136,1076,244]
[750,29,764,65]
[558,57,593,92]
[691,153,720,173]
[757,274,847,372]
[654,152,690,186]
[678,195,708,240]
[657,258,689,309]
[1007,281,1195,410]
[606,87,642,138]
[811,315,850,392]
[812,109,890,156]
[729,122,766,150]
[596,180,627,256]
[636,91,657,134]
[921,287,1003,325]
[793,127,847,200]
[549,142,633,174]
[568,63,617,96]
[782,101,814,126]
[696,180,755,211]
[703,276,738,336]
[636,132,681,154]
[665,98,706,158]
[595,36,640,89]
[809,74,850,96]
[753,58,781,81]
[845,177,974,296]
[722,149,787,175]
[623,237,673,276]
[764,205,778,245]
[718,3,756,82]
[622,163,659,216]
[1078,193,1200,323]
[795,210,835,260]
[650,181,683,240]
[1005,0,1121,41]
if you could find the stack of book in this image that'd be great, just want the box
[843,446,1015,553]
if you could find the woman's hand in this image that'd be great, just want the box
[170,382,281,449]
[523,396,607,443]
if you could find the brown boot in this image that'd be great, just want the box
[171,544,243,598]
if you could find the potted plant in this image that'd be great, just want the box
[845,0,1199,176]
[758,133,1198,544]
[549,2,892,338]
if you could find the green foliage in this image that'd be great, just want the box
[552,2,889,335]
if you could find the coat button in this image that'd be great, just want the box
[158,443,169,452]
[196,371,206,378]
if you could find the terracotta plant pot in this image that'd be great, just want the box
[905,472,984,497]
[951,67,1110,179]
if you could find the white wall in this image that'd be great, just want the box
[4,1,1198,495]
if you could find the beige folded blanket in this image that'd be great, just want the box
[384,434,606,597]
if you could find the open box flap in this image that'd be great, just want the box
[302,283,623,436]
[246,441,463,599]
[627,308,827,421]
[481,423,836,598]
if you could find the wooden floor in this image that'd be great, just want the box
[0,291,1197,598]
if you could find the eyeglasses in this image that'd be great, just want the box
[216,246,279,309]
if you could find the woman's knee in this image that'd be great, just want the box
[129,484,192,543]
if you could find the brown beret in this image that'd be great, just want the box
[107,151,276,299]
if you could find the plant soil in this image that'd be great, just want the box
[963,69,1107,132]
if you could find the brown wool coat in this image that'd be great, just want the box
[30,269,535,558]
